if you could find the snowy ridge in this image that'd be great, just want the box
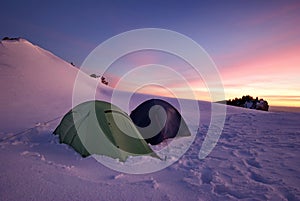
[0,39,299,200]
[0,38,112,133]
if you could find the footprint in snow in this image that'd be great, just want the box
[20,150,74,170]
[250,171,272,184]
[245,158,262,168]
[201,167,213,184]
[20,150,46,161]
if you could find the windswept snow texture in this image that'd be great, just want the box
[1,39,300,201]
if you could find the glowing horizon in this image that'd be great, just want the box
[111,85,299,107]
[101,38,299,107]
[97,2,300,108]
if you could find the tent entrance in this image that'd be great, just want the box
[104,110,152,155]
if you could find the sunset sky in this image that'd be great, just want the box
[1,0,299,106]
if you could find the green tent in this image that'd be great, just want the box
[53,100,158,162]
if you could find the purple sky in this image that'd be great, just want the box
[1,0,299,106]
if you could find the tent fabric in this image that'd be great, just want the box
[130,99,191,145]
[53,100,157,162]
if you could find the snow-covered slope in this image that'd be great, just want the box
[0,38,111,133]
[0,39,299,200]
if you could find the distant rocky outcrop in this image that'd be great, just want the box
[226,95,269,111]
[2,37,21,41]
[90,74,109,86]
[90,73,100,78]
[101,76,108,85]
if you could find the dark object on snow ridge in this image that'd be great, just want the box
[130,99,191,145]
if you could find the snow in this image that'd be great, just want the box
[0,39,110,133]
[0,39,300,200]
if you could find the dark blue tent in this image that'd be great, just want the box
[130,99,191,145]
